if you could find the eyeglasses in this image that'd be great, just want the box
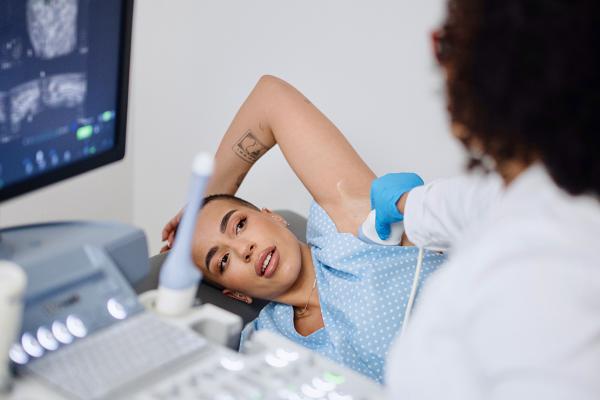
[431,28,450,64]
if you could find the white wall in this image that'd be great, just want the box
[1,1,467,257]
[130,0,466,255]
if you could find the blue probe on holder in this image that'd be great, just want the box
[156,153,213,316]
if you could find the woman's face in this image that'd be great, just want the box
[192,199,303,301]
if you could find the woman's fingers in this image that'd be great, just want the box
[168,231,175,248]
[161,208,184,242]
[161,217,175,240]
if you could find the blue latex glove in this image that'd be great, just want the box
[370,172,424,240]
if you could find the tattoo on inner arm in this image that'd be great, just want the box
[232,130,268,163]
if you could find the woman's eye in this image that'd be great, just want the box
[219,254,229,273]
[235,218,247,235]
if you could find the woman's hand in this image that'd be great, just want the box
[160,206,184,252]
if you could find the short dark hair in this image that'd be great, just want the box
[441,0,600,196]
[201,193,259,211]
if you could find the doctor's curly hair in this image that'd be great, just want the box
[439,0,600,196]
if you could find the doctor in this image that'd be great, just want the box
[373,0,600,399]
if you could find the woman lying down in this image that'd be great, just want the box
[161,76,445,383]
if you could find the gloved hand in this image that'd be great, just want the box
[370,172,424,240]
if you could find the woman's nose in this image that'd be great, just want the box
[241,243,256,263]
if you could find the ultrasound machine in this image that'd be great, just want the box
[0,1,384,399]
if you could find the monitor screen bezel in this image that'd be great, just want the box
[0,0,135,203]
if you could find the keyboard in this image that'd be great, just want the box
[130,329,385,400]
[23,310,385,400]
[26,312,209,400]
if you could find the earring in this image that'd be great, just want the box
[233,291,252,304]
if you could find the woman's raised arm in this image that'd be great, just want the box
[162,75,375,248]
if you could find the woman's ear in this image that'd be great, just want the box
[261,209,289,228]
[222,289,253,304]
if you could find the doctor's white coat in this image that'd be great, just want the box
[387,164,600,400]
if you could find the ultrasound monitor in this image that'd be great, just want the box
[0,0,155,380]
[0,0,134,203]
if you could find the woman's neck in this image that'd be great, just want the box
[275,242,320,314]
[291,243,324,335]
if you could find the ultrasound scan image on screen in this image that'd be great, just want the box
[0,0,130,201]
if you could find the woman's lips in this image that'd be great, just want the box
[263,248,279,278]
[255,247,279,277]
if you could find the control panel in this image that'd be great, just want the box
[129,329,385,400]
[9,244,143,367]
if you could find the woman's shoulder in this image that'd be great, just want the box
[252,302,292,330]
[307,201,338,239]
[307,199,369,238]
[310,191,371,238]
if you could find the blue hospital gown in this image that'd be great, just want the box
[240,202,445,383]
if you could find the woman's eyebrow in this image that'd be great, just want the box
[220,209,237,233]
[205,208,238,271]
[205,246,218,272]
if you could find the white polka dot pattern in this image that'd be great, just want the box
[240,202,446,383]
